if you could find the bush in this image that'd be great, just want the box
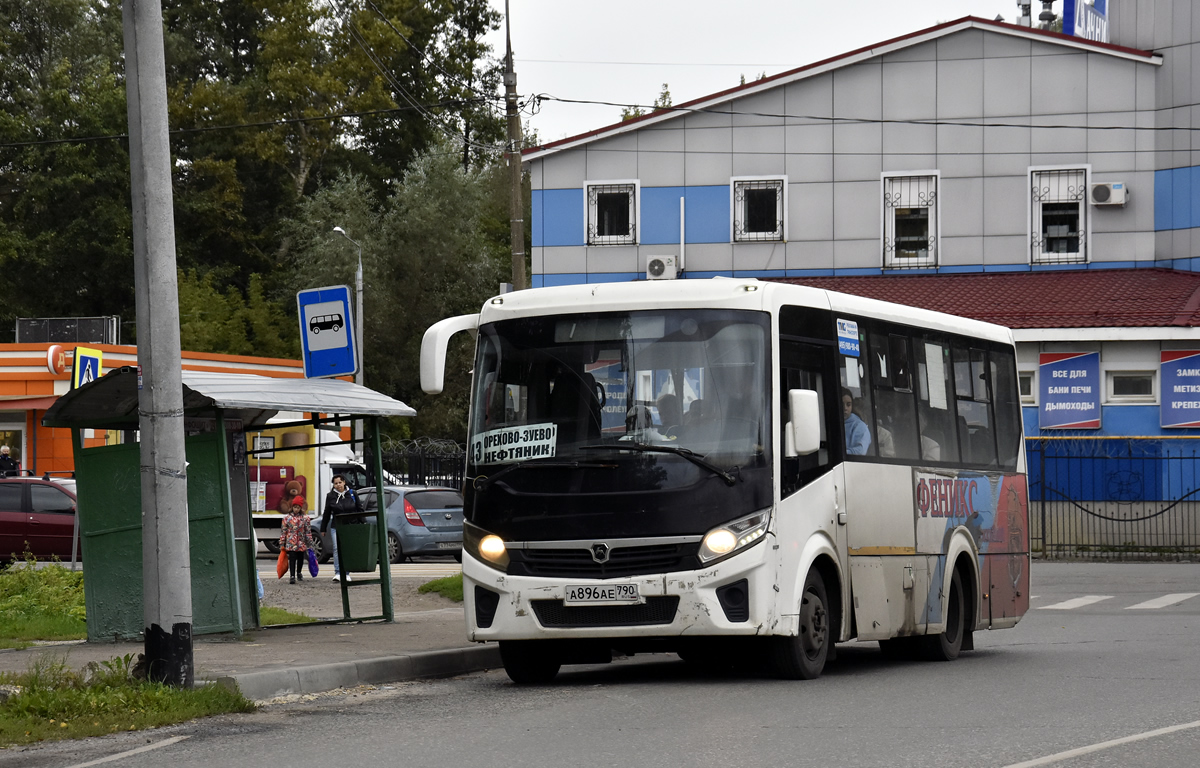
[0,557,86,648]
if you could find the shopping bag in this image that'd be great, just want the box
[276,548,288,579]
[307,548,319,577]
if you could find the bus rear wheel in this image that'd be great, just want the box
[769,569,830,680]
[921,567,965,661]
[499,641,561,685]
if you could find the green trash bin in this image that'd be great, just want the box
[335,520,379,572]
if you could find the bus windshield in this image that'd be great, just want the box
[467,308,773,538]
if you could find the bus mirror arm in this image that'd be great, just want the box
[420,313,480,394]
[787,389,821,457]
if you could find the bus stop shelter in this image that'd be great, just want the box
[41,367,415,641]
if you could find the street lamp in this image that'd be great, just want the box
[333,226,365,457]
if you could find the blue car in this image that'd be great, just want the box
[313,485,464,565]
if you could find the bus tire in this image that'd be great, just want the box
[921,567,965,662]
[769,569,830,680]
[500,641,561,685]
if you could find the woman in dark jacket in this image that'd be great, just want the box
[320,474,363,582]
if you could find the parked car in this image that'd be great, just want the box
[311,485,463,565]
[0,477,79,563]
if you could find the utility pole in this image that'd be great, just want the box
[504,0,527,291]
[123,0,192,686]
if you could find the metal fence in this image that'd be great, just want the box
[379,437,466,489]
[1026,438,1200,560]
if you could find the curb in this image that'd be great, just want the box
[215,645,502,701]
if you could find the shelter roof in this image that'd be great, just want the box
[42,368,415,430]
[772,268,1200,330]
[524,16,1160,161]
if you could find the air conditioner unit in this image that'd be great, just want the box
[1090,182,1127,206]
[646,255,677,280]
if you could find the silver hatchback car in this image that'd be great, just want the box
[351,485,464,564]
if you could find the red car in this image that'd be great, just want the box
[0,477,79,563]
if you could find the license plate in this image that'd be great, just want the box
[437,541,460,549]
[563,583,642,605]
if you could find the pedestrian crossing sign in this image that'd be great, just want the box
[73,346,103,389]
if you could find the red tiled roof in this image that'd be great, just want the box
[771,269,1200,329]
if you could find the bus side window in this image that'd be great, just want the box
[991,350,1022,471]
[780,340,832,498]
[870,333,920,460]
[916,338,958,463]
[953,345,998,467]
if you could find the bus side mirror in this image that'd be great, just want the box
[420,313,480,394]
[786,389,820,457]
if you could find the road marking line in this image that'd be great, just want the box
[1034,595,1112,610]
[62,735,190,768]
[1126,592,1200,610]
[1001,719,1200,768]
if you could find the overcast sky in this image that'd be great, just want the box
[485,1,1041,144]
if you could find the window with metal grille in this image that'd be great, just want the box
[883,174,937,268]
[733,178,785,242]
[1031,168,1087,264]
[587,182,636,245]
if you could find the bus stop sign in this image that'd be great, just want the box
[297,285,358,379]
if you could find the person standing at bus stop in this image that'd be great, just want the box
[0,446,18,476]
[279,496,314,584]
[320,474,363,583]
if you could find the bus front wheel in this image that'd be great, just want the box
[499,641,561,685]
[921,567,965,661]
[769,569,830,680]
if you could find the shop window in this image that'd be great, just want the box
[733,177,785,242]
[1019,372,1035,405]
[586,181,637,245]
[1031,168,1087,264]
[883,173,938,268]
[1107,371,1155,403]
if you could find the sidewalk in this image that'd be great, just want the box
[0,567,500,701]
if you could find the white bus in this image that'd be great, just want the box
[421,278,1028,683]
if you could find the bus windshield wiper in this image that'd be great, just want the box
[473,459,616,491]
[580,443,738,486]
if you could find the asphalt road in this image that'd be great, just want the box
[5,561,1198,768]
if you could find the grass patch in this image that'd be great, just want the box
[0,558,87,649]
[258,606,317,625]
[418,572,463,602]
[0,654,254,747]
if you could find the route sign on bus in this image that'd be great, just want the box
[297,285,357,379]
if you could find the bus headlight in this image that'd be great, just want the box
[699,510,770,564]
[464,523,509,571]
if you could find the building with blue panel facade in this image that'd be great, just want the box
[521,5,1200,449]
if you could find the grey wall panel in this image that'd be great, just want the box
[882,41,934,63]
[833,181,880,241]
[1086,110,1139,155]
[638,150,685,187]
[1087,57,1138,114]
[833,62,882,119]
[941,176,984,238]
[936,59,984,119]
[1092,231,1143,262]
[531,246,544,275]
[787,239,834,271]
[586,245,638,275]
[544,149,587,189]
[1172,44,1192,111]
[1172,229,1193,263]
[530,160,543,190]
[686,125,732,154]
[784,74,833,124]
[1125,231,1155,263]
[937,29,985,61]
[939,121,987,156]
[1135,111,1157,171]
[681,243,733,273]
[1030,114,1088,155]
[833,121,881,156]
[1029,152,1090,169]
[938,148,983,179]
[833,152,883,183]
[984,57,1032,118]
[983,234,1026,265]
[1089,151,1136,175]
[882,122,936,157]
[1155,230,1174,262]
[882,60,937,120]
[684,107,731,130]
[733,125,786,155]
[983,32,1031,59]
[982,175,1028,238]
[984,152,1033,179]
[1138,1,1159,52]
[883,154,936,173]
[1173,0,1193,47]
[785,145,834,183]
[1031,54,1089,114]
[733,151,787,177]
[1089,197,1140,234]
[1136,65,1156,113]
[638,127,685,152]
[734,242,787,271]
[586,148,638,180]
[982,122,1031,158]
[684,152,733,186]
[789,182,834,241]
[940,235,983,266]
[733,90,786,127]
[543,246,586,274]
[833,238,880,269]
[1128,170,1157,234]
